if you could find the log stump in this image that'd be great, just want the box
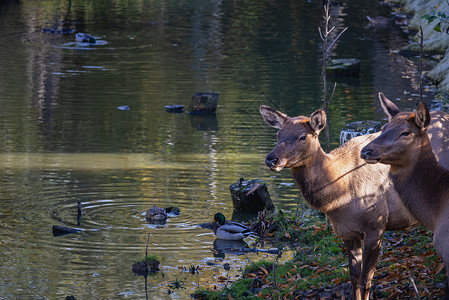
[229,178,274,213]
[188,92,219,114]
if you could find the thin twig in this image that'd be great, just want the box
[318,27,324,41]
[327,27,348,53]
[328,82,338,105]
[417,26,424,103]
[145,233,151,262]
[319,1,346,153]
[410,277,421,300]
[322,2,330,153]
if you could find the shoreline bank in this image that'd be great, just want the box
[400,0,449,89]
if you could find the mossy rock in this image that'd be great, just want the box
[132,256,160,275]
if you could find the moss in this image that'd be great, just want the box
[192,279,256,300]
[197,209,446,298]
[131,255,160,275]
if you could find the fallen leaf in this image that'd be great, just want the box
[333,277,342,285]
[259,266,269,275]
[434,262,445,275]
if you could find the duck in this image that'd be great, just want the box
[211,213,254,240]
[75,32,96,43]
[146,206,167,224]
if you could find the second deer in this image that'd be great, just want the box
[361,101,449,299]
[260,96,448,300]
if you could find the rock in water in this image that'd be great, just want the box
[327,59,361,76]
[339,120,382,145]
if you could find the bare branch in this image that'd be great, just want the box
[327,27,348,53]
[145,233,151,262]
[318,27,324,41]
[418,26,424,103]
[328,82,338,105]
[410,277,420,300]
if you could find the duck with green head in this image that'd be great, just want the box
[212,213,254,240]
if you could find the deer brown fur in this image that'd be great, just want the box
[260,97,448,300]
[377,92,449,169]
[361,101,449,298]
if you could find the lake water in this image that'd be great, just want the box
[0,0,433,299]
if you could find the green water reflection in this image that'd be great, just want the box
[0,0,430,298]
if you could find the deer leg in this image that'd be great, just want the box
[433,220,449,299]
[360,235,383,300]
[344,239,363,300]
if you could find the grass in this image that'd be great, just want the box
[193,210,447,299]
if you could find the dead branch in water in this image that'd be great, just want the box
[319,0,347,153]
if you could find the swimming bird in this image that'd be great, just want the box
[211,213,254,240]
[75,33,96,43]
[146,206,167,224]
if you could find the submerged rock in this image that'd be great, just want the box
[52,225,82,237]
[327,59,361,76]
[165,105,184,113]
[339,120,382,145]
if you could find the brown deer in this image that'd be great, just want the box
[361,101,449,298]
[377,92,449,169]
[260,100,448,300]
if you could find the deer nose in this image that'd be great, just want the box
[265,156,278,168]
[360,149,373,160]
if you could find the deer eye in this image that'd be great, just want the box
[400,131,410,137]
[299,136,306,141]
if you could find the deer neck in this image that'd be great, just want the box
[291,146,346,212]
[389,134,447,230]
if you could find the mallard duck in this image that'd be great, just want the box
[211,213,254,240]
[146,206,167,224]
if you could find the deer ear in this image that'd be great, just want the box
[414,102,430,131]
[310,109,326,133]
[379,92,400,121]
[259,105,288,129]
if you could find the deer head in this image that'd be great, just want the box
[361,102,431,167]
[260,105,326,171]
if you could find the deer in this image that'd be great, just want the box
[361,101,449,299]
[260,99,448,300]
[376,92,449,169]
